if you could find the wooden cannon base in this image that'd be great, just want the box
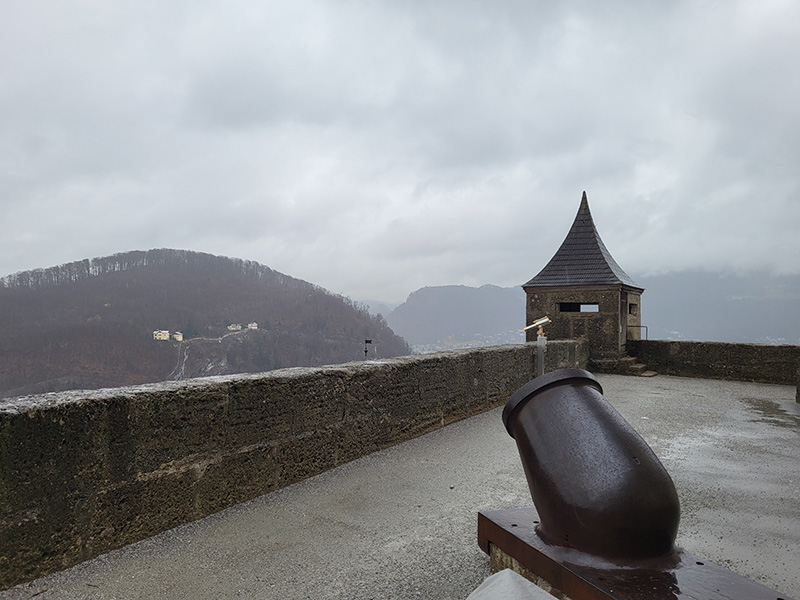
[478,507,794,600]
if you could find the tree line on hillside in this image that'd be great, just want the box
[0,248,303,291]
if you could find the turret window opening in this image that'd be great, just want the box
[559,303,599,313]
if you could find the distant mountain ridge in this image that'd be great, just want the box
[0,249,409,398]
[386,285,525,350]
[385,272,800,352]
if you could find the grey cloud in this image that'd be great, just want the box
[1,0,799,304]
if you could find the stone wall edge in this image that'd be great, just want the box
[0,341,586,589]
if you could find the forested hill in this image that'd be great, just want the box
[0,249,410,399]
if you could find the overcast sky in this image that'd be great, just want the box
[2,1,798,304]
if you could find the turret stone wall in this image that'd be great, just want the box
[526,286,635,357]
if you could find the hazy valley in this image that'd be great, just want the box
[2,248,798,399]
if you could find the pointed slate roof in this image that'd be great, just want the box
[523,192,642,291]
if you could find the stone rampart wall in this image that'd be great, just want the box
[628,339,800,386]
[0,341,587,589]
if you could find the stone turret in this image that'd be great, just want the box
[523,192,643,358]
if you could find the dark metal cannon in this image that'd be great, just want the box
[502,368,680,559]
[478,368,797,600]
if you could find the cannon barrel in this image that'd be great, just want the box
[502,368,680,559]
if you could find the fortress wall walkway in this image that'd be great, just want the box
[2,374,798,600]
[0,341,587,588]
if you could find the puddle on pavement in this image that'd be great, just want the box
[743,397,800,430]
